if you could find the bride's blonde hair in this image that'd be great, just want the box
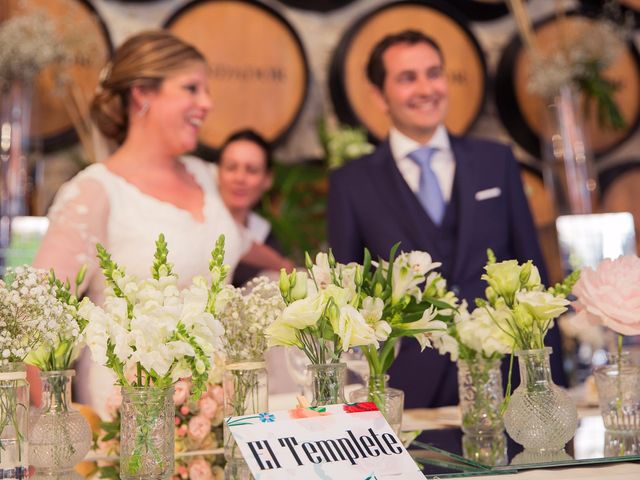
[91,30,206,144]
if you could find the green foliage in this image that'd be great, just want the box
[258,161,328,264]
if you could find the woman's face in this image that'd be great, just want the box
[218,139,272,214]
[144,61,212,155]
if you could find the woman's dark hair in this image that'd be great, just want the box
[366,29,444,90]
[217,129,273,170]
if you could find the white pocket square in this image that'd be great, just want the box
[475,187,501,201]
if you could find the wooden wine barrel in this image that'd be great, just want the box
[165,0,309,149]
[277,1,357,12]
[449,0,513,21]
[3,0,112,152]
[600,159,640,254]
[329,0,487,140]
[496,12,640,159]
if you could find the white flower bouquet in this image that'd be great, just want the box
[0,265,73,466]
[268,245,456,405]
[81,234,226,474]
[81,234,225,395]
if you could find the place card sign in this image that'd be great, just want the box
[226,403,424,479]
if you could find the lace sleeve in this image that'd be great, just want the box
[33,174,110,295]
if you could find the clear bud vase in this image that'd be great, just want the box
[604,430,640,457]
[29,370,92,474]
[593,351,640,432]
[541,84,599,216]
[457,358,504,435]
[0,363,29,478]
[462,433,508,467]
[120,385,174,479]
[504,348,578,452]
[349,374,404,435]
[223,359,268,479]
[307,363,347,406]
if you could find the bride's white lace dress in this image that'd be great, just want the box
[34,155,249,418]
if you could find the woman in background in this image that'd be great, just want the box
[33,31,291,416]
[215,129,285,286]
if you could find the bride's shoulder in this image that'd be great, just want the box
[180,154,218,182]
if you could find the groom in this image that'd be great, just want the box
[327,30,566,408]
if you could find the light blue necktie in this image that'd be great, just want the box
[408,146,445,225]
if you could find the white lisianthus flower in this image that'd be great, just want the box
[265,318,302,347]
[516,290,570,322]
[457,306,512,357]
[333,305,378,351]
[482,260,521,301]
[321,284,351,308]
[290,271,308,301]
[280,292,325,329]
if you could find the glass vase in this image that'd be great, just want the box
[0,362,29,478]
[604,430,640,457]
[307,362,346,406]
[461,433,508,467]
[541,84,598,216]
[29,370,92,473]
[0,81,32,275]
[223,360,268,466]
[458,357,504,435]
[593,357,640,432]
[349,374,404,435]
[503,348,578,452]
[120,385,174,479]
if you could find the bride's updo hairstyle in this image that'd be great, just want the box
[91,30,207,144]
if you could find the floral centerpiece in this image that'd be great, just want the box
[24,266,94,472]
[268,245,455,426]
[80,234,226,478]
[209,271,285,465]
[476,250,580,451]
[571,255,640,432]
[0,265,71,471]
[96,375,226,480]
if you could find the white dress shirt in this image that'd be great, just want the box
[389,124,456,202]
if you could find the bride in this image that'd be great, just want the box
[33,30,292,418]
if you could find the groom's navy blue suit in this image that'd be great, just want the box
[328,134,566,408]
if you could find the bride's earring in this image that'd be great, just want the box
[137,102,149,117]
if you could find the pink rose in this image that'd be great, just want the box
[173,380,191,406]
[180,405,190,416]
[188,458,214,480]
[197,396,219,420]
[176,424,188,437]
[188,414,212,442]
[209,384,224,405]
[572,256,640,336]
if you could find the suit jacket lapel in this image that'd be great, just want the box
[450,136,478,280]
[369,142,442,256]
